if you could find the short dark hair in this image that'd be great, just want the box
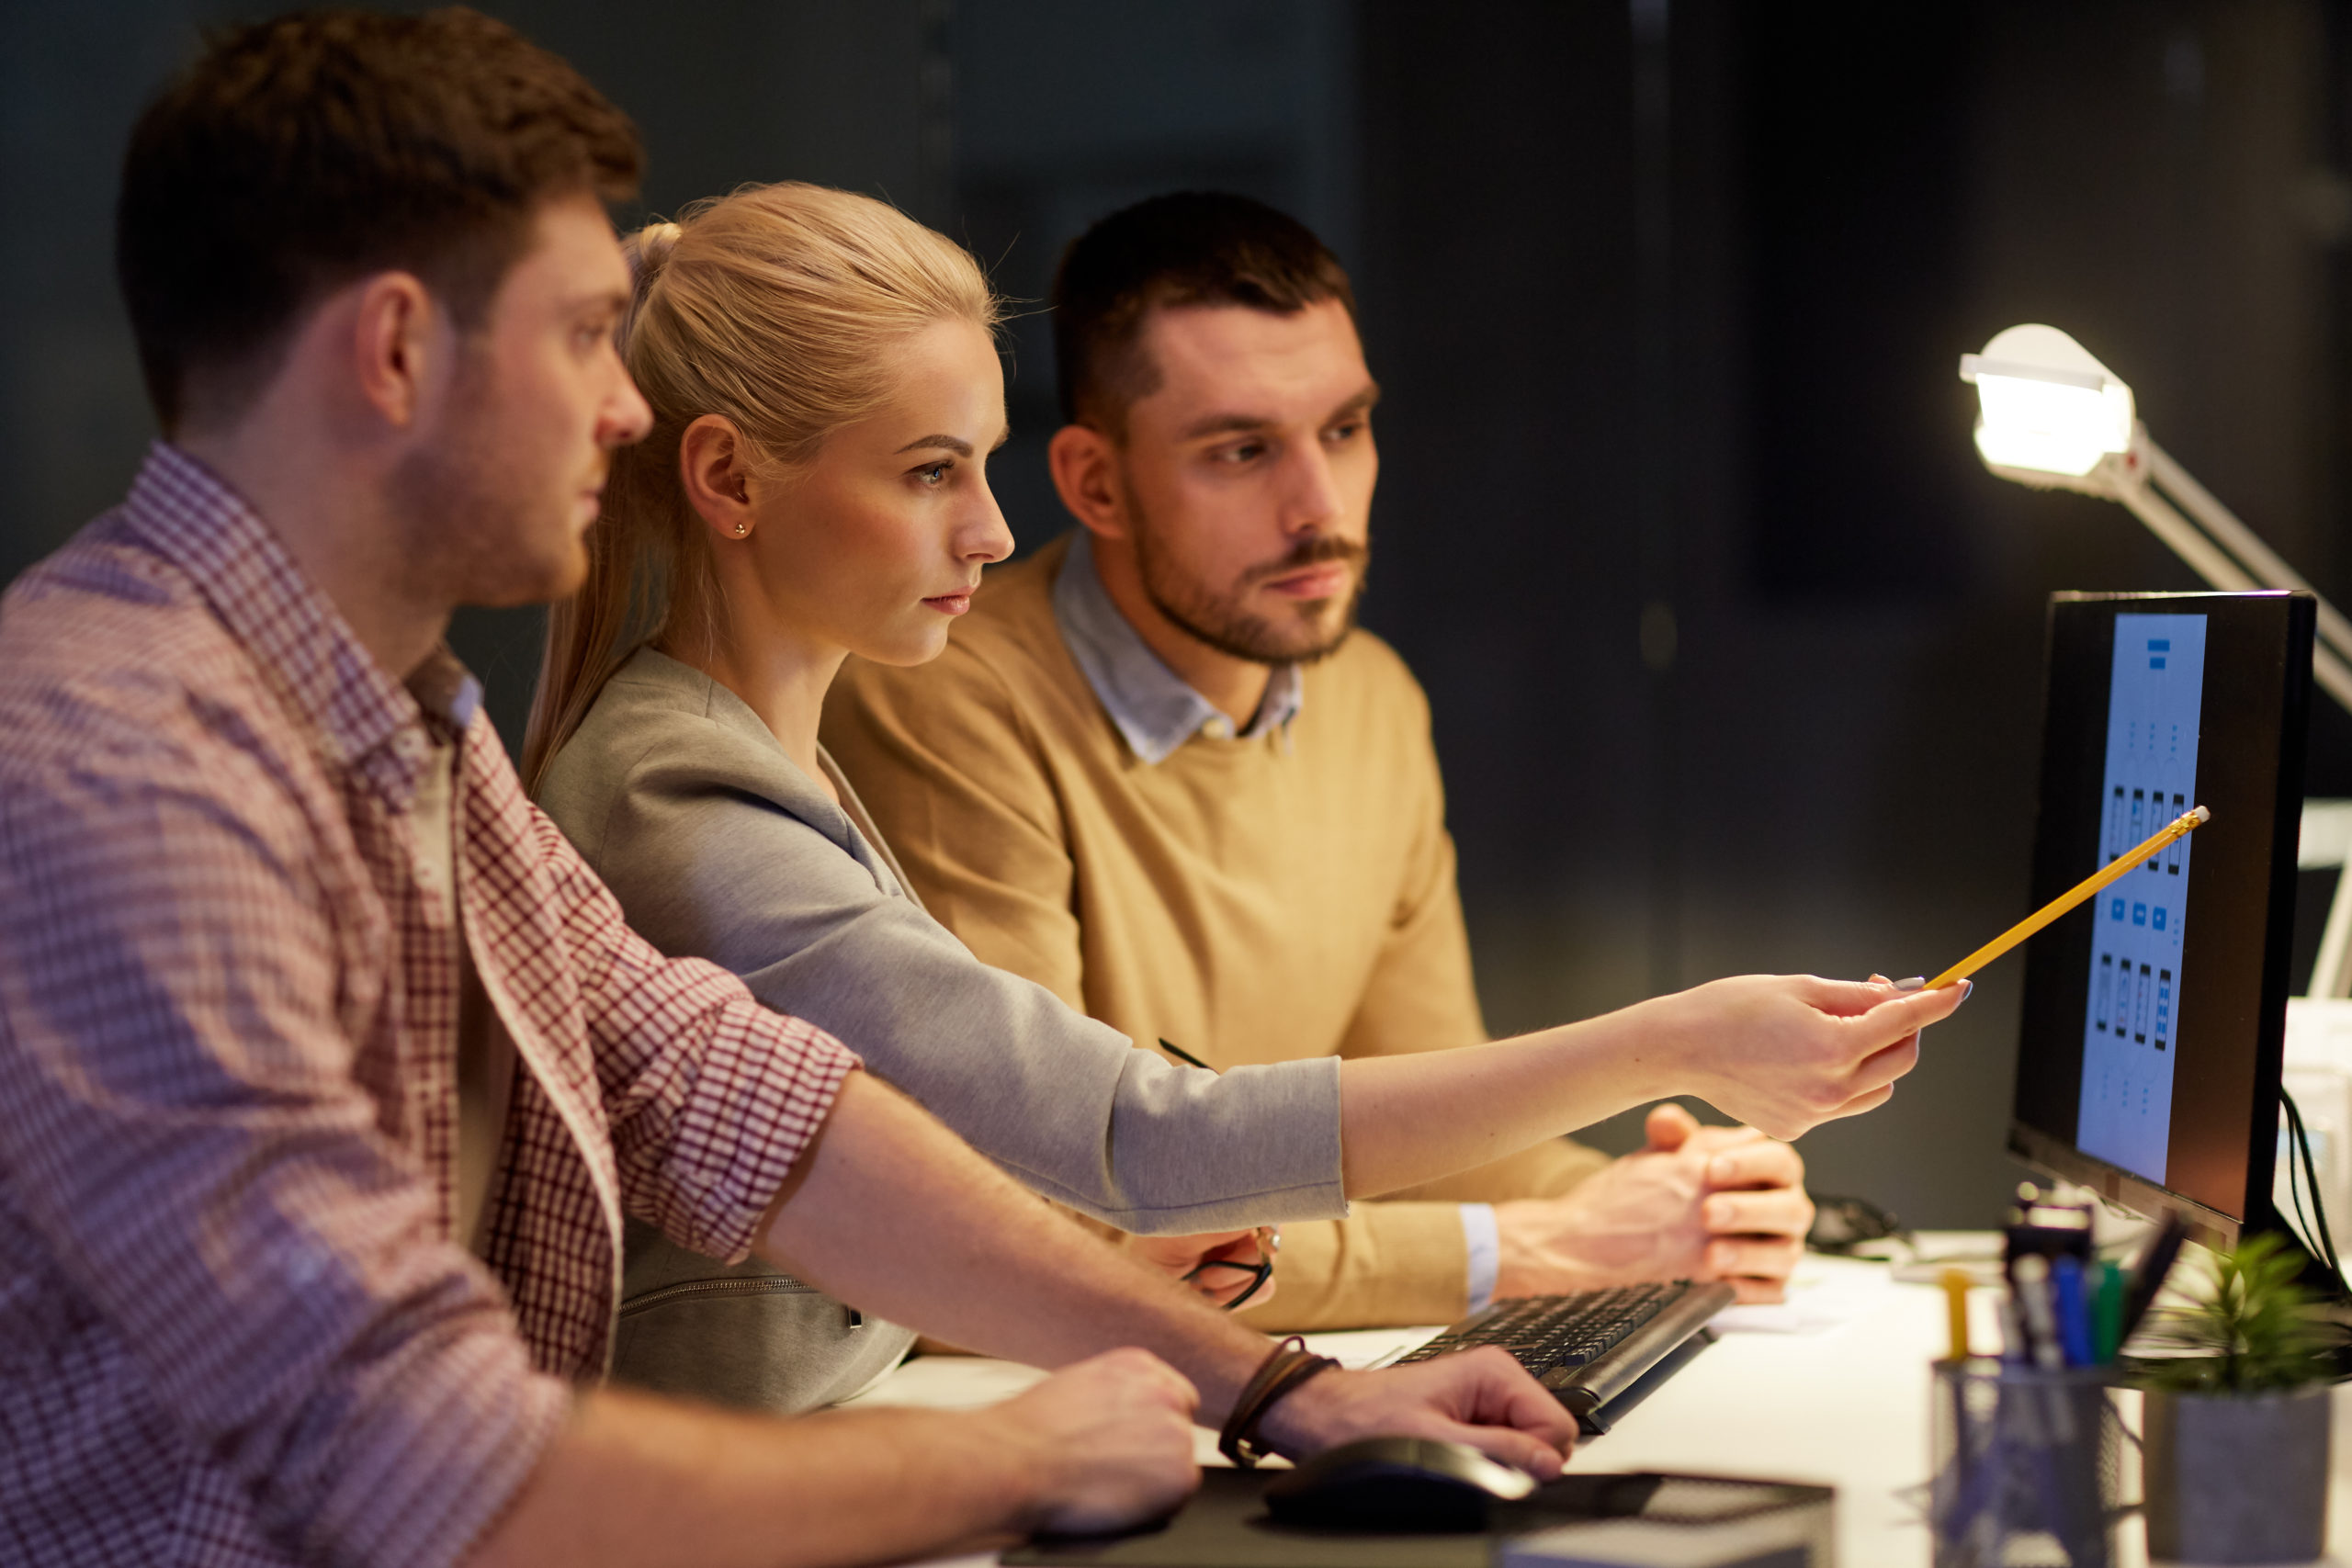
[1050,191,1356,434]
[117,7,642,434]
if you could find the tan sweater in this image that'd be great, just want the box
[822,534,1609,1329]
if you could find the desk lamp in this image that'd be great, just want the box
[1961,323,2352,998]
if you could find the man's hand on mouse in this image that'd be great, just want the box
[1492,1101,1815,1304]
[984,1348,1204,1537]
[1251,1348,1577,1479]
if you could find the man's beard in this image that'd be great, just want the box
[1131,508,1370,667]
[387,354,586,612]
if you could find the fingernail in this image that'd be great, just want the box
[1959,979,1973,1001]
[1894,976,1925,992]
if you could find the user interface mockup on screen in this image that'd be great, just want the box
[2011,592,2311,1232]
[2075,613,2203,1181]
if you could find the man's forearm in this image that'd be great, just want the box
[754,1070,1277,1419]
[471,1388,1038,1568]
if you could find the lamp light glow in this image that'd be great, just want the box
[1960,325,2134,479]
[1957,321,2352,717]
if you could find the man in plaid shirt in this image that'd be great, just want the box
[0,11,1602,1566]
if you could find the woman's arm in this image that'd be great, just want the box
[573,702,1960,1231]
[1336,974,1964,1197]
[553,704,1349,1233]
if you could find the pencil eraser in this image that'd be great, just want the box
[2191,804,2210,824]
[1895,976,1925,992]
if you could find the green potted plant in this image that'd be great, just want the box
[2135,1235,2340,1564]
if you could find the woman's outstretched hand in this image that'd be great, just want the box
[1638,974,1969,1141]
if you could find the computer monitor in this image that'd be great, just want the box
[2009,591,2315,1247]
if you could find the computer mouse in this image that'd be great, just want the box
[1261,1436,1538,1534]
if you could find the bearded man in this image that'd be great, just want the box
[823,192,1826,1332]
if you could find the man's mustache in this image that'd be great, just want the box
[1242,536,1369,586]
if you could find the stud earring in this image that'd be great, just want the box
[733,522,749,536]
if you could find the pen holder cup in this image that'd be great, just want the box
[1930,1359,2126,1568]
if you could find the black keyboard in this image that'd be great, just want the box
[1396,1280,1736,1434]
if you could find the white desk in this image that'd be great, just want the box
[847,1252,2352,1566]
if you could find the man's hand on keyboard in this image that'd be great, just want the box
[1255,1348,1578,1478]
[1492,1102,1813,1303]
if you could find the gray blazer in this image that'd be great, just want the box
[537,649,1347,1412]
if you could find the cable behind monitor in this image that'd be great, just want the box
[2279,1086,2347,1298]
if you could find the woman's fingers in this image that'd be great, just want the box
[1844,1032,1923,1100]
[1826,1082,1896,1122]
[1801,974,1969,1022]
[1858,981,1969,1037]
[1823,982,1962,1099]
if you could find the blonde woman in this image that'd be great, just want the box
[527,183,1959,1416]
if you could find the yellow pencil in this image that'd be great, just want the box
[1922,805,2210,991]
[1940,1267,1972,1360]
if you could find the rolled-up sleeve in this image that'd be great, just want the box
[528,801,861,1263]
[0,756,567,1568]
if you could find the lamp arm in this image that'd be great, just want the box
[2110,467,2352,715]
[2311,648,2352,719]
[2143,438,2352,665]
[2109,467,2260,592]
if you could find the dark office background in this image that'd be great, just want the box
[6,0,2351,1228]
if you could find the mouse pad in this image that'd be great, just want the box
[1004,1470,1830,1568]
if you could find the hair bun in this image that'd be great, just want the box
[626,220,684,295]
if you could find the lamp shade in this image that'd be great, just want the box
[1961,324,2135,479]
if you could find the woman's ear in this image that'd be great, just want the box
[679,414,757,540]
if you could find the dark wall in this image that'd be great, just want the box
[1351,0,2352,1225]
[6,0,2350,1227]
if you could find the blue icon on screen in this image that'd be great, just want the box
[2111,897,2126,920]
[2153,907,2167,931]
[2132,903,2148,926]
[2151,640,2170,668]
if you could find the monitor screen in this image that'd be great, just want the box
[2010,592,2313,1244]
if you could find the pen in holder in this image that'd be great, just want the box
[1929,1358,2125,1568]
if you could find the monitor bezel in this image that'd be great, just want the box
[2006,589,2314,1249]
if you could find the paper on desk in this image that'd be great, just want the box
[1299,1324,1445,1368]
[1707,1260,1893,1335]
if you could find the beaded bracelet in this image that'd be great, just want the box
[1216,1335,1340,1468]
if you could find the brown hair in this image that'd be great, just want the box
[521,182,1000,793]
[116,6,640,434]
[1051,190,1356,436]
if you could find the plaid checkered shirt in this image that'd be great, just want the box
[0,446,860,1566]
